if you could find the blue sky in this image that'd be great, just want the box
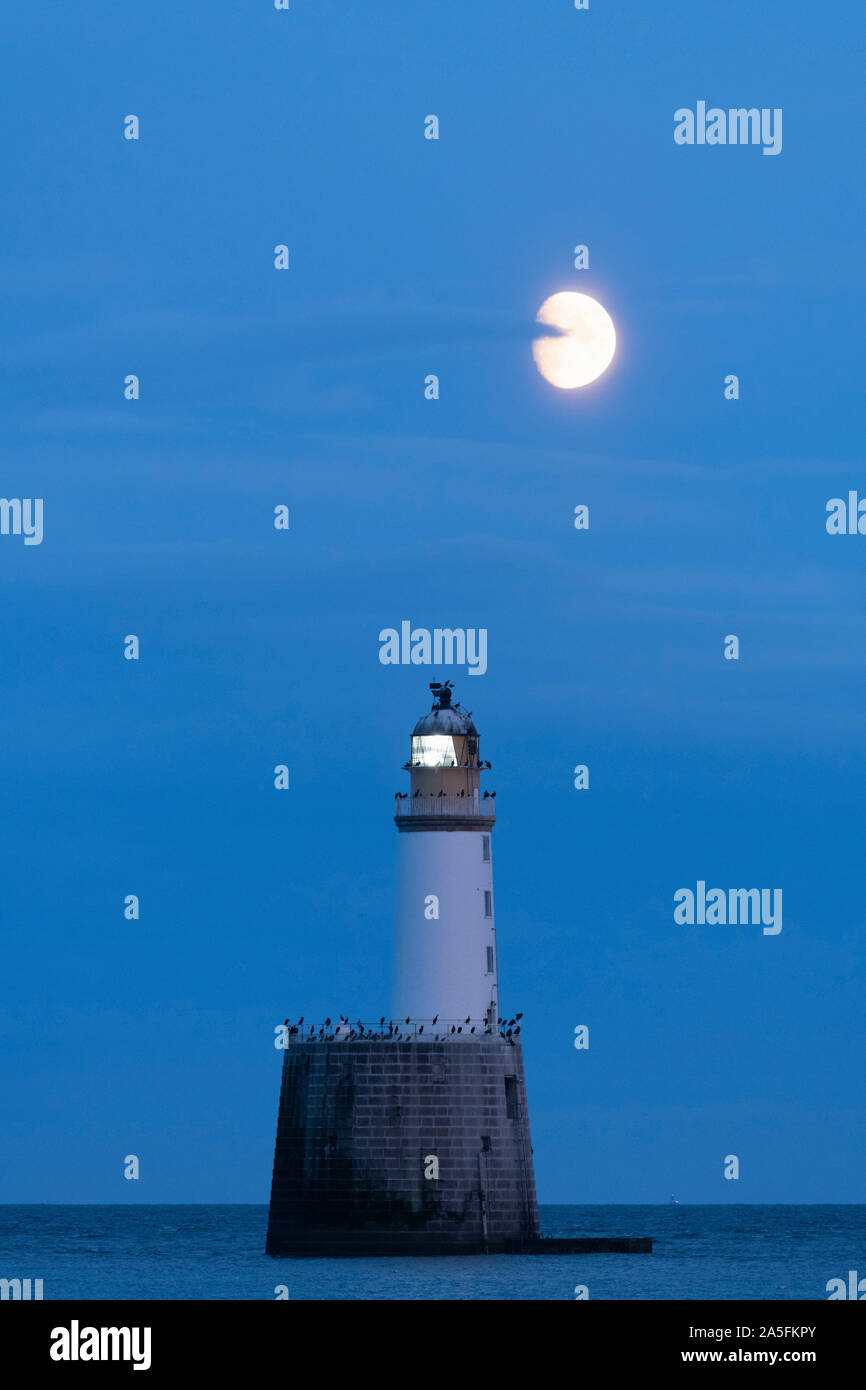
[1,0,864,1204]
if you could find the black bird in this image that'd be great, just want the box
[506,1028,513,1038]
[405,1017,410,1024]
[451,1025,456,1034]
[432,1015,438,1024]
[437,789,445,797]
[457,1027,462,1034]
[515,1012,523,1021]
[298,1017,304,1025]
[490,791,496,798]
[325,1017,331,1027]
[283,1018,289,1026]
[380,1016,385,1024]
[418,1025,424,1034]
[514,1026,521,1036]
[470,1026,476,1034]
[465,1016,471,1023]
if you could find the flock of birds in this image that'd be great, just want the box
[282,1014,523,1043]
[401,761,493,771]
[394,790,496,800]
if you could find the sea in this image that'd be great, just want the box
[0,1205,862,1300]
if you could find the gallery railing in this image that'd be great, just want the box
[394,794,495,818]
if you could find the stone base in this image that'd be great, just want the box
[266,1037,539,1257]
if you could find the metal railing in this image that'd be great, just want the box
[395,794,495,818]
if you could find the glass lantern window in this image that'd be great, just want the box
[411,734,457,767]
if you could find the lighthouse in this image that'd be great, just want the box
[393,680,498,1029]
[266,684,540,1255]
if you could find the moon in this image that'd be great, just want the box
[532,291,616,389]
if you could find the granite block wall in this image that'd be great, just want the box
[266,1038,539,1256]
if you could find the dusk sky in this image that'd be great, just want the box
[2,0,864,1204]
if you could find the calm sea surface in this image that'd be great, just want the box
[0,1205,862,1300]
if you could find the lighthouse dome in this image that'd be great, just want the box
[412,705,477,738]
[412,680,476,736]
[410,683,478,768]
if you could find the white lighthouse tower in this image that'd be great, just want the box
[393,681,498,1030]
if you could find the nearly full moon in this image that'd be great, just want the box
[532,291,616,389]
